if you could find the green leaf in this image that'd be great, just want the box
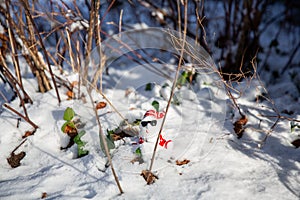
[152,100,159,112]
[100,134,115,156]
[145,83,152,91]
[74,130,89,158]
[63,107,75,121]
[78,148,89,158]
[74,130,86,143]
[291,121,300,132]
[107,129,115,135]
[133,119,141,126]
[177,71,188,87]
[135,147,142,157]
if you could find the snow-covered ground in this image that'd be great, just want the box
[0,1,300,200]
[0,43,299,200]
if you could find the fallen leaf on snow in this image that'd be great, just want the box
[141,170,158,184]
[176,159,190,166]
[96,101,107,110]
[291,139,300,148]
[7,152,26,168]
[41,192,47,199]
[66,90,75,99]
[233,115,248,139]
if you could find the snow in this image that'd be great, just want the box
[69,19,89,32]
[1,55,299,199]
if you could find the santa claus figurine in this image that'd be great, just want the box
[134,108,172,164]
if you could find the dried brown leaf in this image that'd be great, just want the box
[66,90,75,99]
[7,152,26,168]
[64,125,78,138]
[41,192,47,199]
[22,130,34,138]
[96,101,107,110]
[234,115,248,139]
[176,159,190,166]
[291,139,300,148]
[141,170,158,184]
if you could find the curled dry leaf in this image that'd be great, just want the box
[291,139,300,148]
[141,170,158,185]
[176,159,190,166]
[7,152,26,168]
[71,81,78,88]
[66,90,75,99]
[233,115,248,139]
[96,101,107,110]
[64,125,78,138]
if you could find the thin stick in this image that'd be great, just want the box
[86,88,123,194]
[76,40,81,98]
[85,0,95,59]
[99,0,116,26]
[0,90,9,103]
[281,40,300,74]
[224,81,244,117]
[259,115,300,123]
[4,103,38,129]
[148,0,188,176]
[176,0,181,37]
[66,28,75,72]
[21,0,61,104]
[94,0,101,47]
[0,52,29,118]
[94,0,102,92]
[259,117,280,147]
[6,18,22,87]
[11,138,27,154]
[119,9,123,37]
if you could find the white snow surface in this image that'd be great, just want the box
[0,63,299,200]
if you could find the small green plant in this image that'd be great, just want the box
[290,121,300,132]
[61,107,88,158]
[177,71,189,87]
[176,70,196,88]
[152,100,159,112]
[74,130,89,157]
[101,129,115,154]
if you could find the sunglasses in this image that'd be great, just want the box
[141,120,157,127]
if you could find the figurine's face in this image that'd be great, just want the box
[140,110,165,142]
[140,115,160,142]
